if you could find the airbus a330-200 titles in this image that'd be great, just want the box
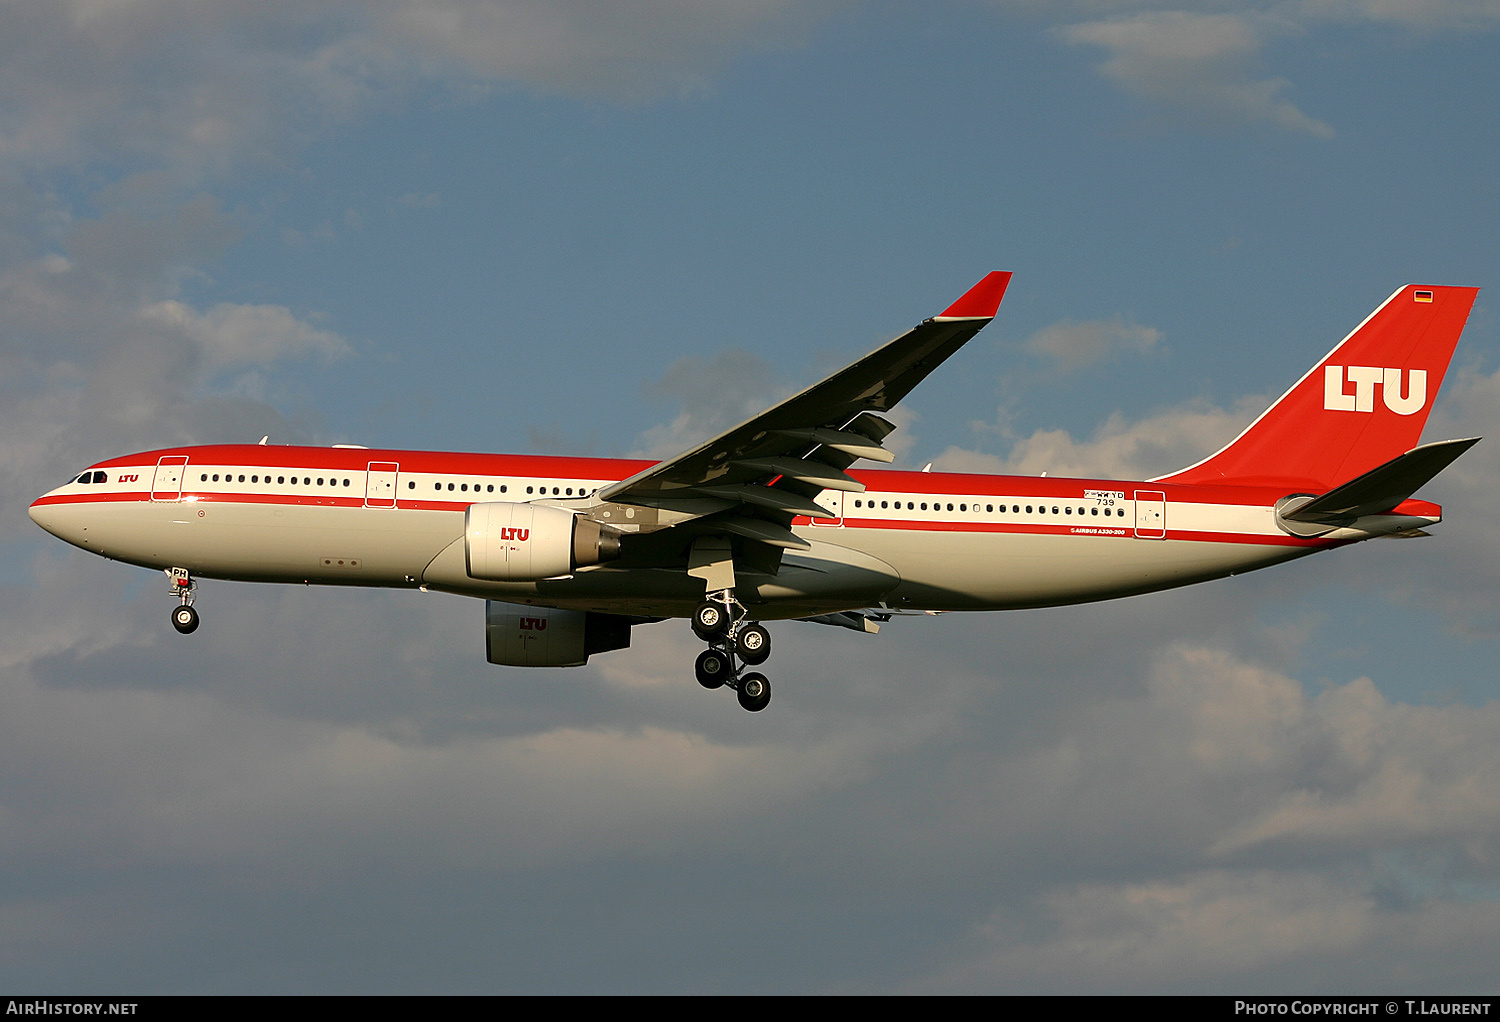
[30,273,1481,712]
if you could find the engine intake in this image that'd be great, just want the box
[465,502,621,581]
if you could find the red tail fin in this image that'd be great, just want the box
[1157,285,1479,490]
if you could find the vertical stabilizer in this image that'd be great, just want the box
[1157,285,1479,490]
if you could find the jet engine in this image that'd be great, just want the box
[465,502,621,581]
[485,602,633,667]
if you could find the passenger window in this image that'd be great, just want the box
[461,484,468,492]
[409,481,416,489]
[487,485,494,492]
[500,485,507,493]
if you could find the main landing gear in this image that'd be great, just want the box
[690,591,772,712]
[166,567,199,634]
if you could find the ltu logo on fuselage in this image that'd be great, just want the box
[1324,366,1426,415]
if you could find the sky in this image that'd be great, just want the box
[3,0,1500,994]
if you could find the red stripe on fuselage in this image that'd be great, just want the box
[52,443,1440,528]
[32,490,1344,549]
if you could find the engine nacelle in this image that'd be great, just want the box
[465,502,621,581]
[485,602,633,667]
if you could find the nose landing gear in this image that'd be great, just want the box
[166,567,199,634]
[690,590,772,712]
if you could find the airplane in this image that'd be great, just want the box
[29,273,1481,712]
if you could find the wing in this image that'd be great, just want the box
[598,272,1011,556]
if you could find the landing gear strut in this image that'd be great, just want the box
[167,567,199,634]
[690,589,772,712]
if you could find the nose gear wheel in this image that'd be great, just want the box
[166,567,200,634]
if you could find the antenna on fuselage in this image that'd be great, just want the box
[258,436,269,445]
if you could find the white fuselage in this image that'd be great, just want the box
[30,444,1437,620]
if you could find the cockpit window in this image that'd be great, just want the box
[92,471,107,484]
[76,473,90,484]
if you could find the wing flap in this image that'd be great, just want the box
[730,456,865,492]
[690,484,832,517]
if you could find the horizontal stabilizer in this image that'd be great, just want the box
[1283,437,1480,525]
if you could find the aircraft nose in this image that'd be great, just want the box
[29,495,66,539]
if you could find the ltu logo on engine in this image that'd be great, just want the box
[1324,366,1426,415]
[519,617,547,631]
[499,527,530,541]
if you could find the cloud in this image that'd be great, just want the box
[0,197,344,537]
[930,867,1500,992]
[633,349,789,458]
[896,640,1500,990]
[946,870,1377,990]
[139,300,348,372]
[1025,314,1161,369]
[1298,0,1500,30]
[371,0,839,102]
[1060,11,1334,137]
[0,2,839,181]
[934,396,1261,481]
[394,191,441,209]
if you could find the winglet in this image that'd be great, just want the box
[935,271,1012,320]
